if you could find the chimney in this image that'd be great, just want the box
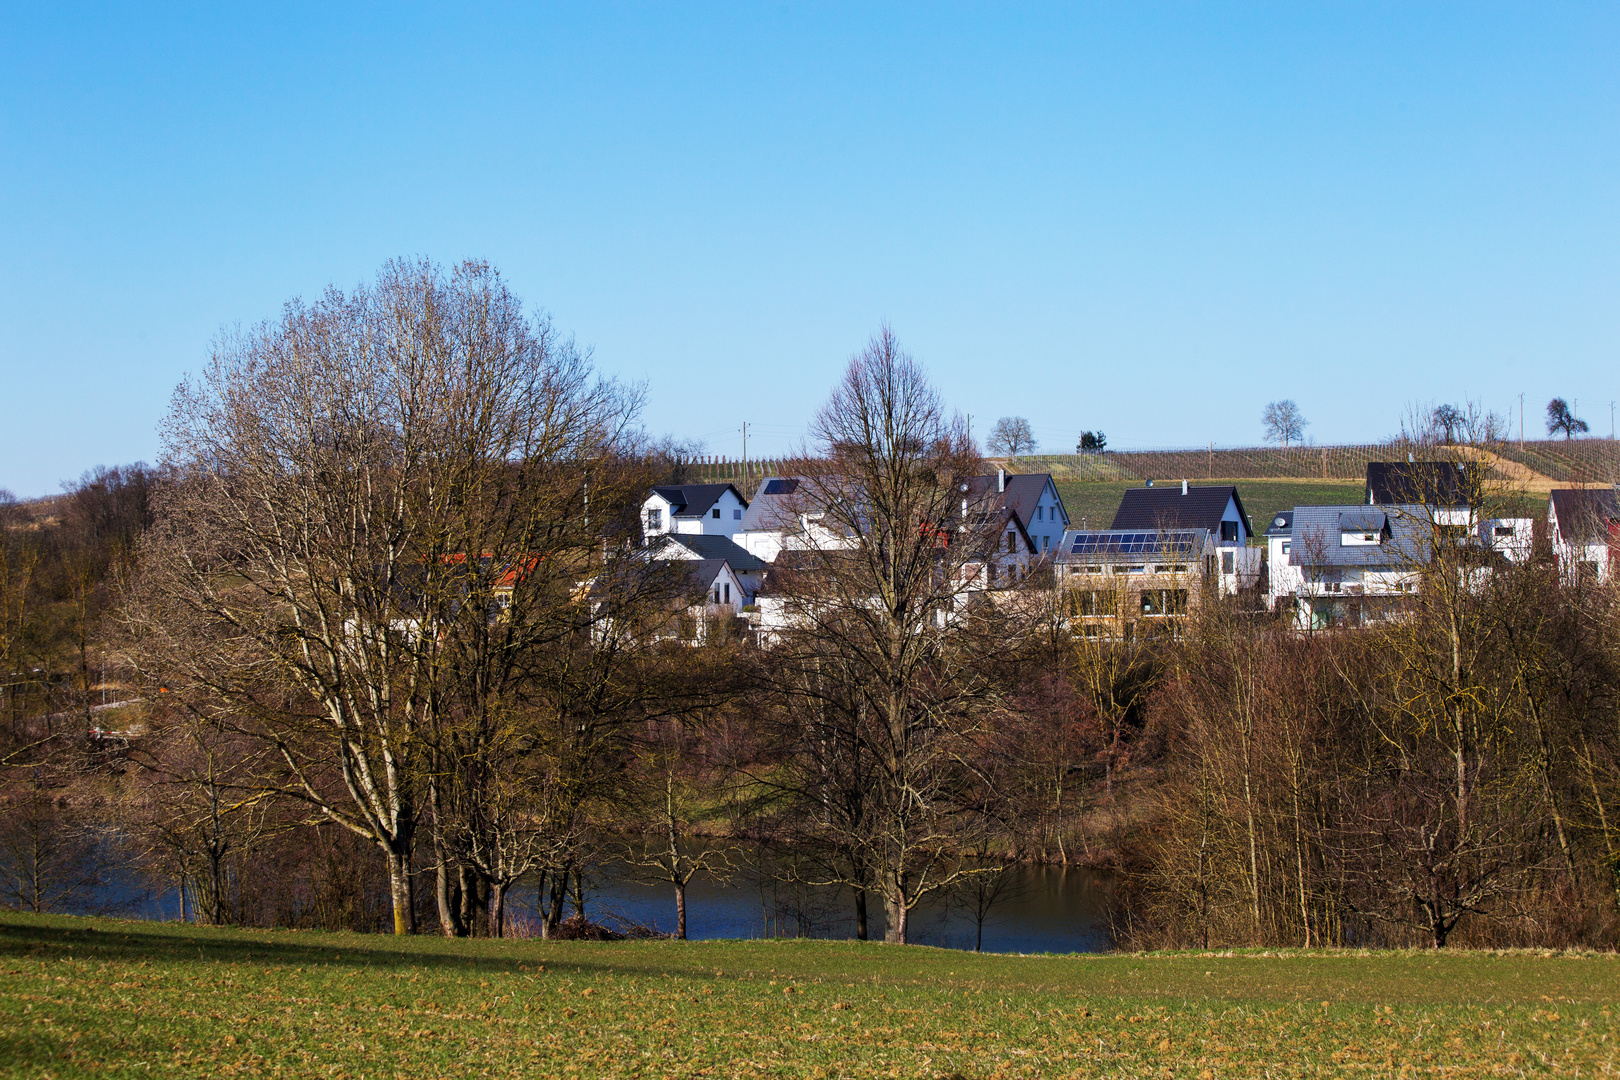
[1181,479,1189,495]
[997,468,1005,493]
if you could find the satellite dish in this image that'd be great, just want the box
[1274,516,1287,527]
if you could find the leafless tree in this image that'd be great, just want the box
[1262,400,1307,448]
[987,416,1037,458]
[124,258,642,935]
[752,328,1022,943]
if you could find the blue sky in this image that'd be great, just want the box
[3,3,1616,496]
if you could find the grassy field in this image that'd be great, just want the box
[4,912,1618,1078]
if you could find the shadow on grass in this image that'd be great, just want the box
[0,911,725,982]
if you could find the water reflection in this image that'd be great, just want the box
[509,849,1112,954]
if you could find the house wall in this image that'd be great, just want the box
[1056,563,1205,639]
[1026,481,1068,556]
[672,489,748,538]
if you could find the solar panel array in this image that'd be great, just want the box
[1066,529,1207,558]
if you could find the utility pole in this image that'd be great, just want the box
[1519,393,1524,449]
[740,421,748,497]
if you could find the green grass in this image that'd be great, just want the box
[4,913,1619,1077]
[1055,479,1368,537]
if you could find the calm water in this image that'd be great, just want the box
[92,847,1113,954]
[508,854,1113,954]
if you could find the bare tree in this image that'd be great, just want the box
[1262,400,1307,448]
[753,328,1019,943]
[987,417,1037,458]
[125,258,641,935]
[1430,404,1466,444]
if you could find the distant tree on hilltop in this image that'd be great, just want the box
[1546,398,1588,440]
[987,417,1037,457]
[1262,400,1307,448]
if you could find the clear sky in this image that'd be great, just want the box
[3,3,1617,496]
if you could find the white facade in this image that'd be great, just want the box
[642,485,749,540]
[1480,518,1535,564]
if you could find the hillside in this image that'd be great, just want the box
[5,911,1619,1077]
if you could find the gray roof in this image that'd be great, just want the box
[681,558,732,592]
[1264,510,1294,537]
[960,473,1069,533]
[651,484,744,519]
[1549,488,1620,543]
[738,476,811,532]
[653,533,768,572]
[1110,484,1251,536]
[1285,504,1428,567]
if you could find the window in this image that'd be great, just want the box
[1006,532,1017,553]
[1221,521,1239,542]
[1494,525,1514,537]
[1221,551,1235,574]
[734,508,742,520]
[712,508,721,519]
[723,582,731,604]
[1042,535,1050,552]
[1280,541,1291,556]
[1071,589,1117,616]
[1141,589,1188,616]
[647,508,662,530]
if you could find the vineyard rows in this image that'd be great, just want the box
[673,439,1620,487]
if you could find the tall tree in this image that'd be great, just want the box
[126,258,639,935]
[755,328,1018,943]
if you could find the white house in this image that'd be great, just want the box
[1548,488,1619,584]
[734,476,859,564]
[642,484,749,540]
[1266,504,1429,628]
[647,532,769,604]
[1479,517,1536,564]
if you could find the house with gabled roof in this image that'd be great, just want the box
[649,532,770,603]
[1109,482,1260,593]
[642,484,748,541]
[734,476,860,564]
[1266,504,1430,628]
[1547,487,1619,584]
[1365,461,1478,529]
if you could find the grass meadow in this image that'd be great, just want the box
[4,912,1618,1078]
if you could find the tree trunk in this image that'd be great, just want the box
[490,881,507,939]
[853,888,868,941]
[386,847,416,935]
[675,880,687,940]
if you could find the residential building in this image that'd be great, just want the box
[1547,487,1620,584]
[1365,461,1478,529]
[734,476,858,564]
[954,470,1070,587]
[642,484,749,541]
[1266,504,1429,628]
[1053,527,1213,638]
[647,532,769,603]
[1109,481,1260,594]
